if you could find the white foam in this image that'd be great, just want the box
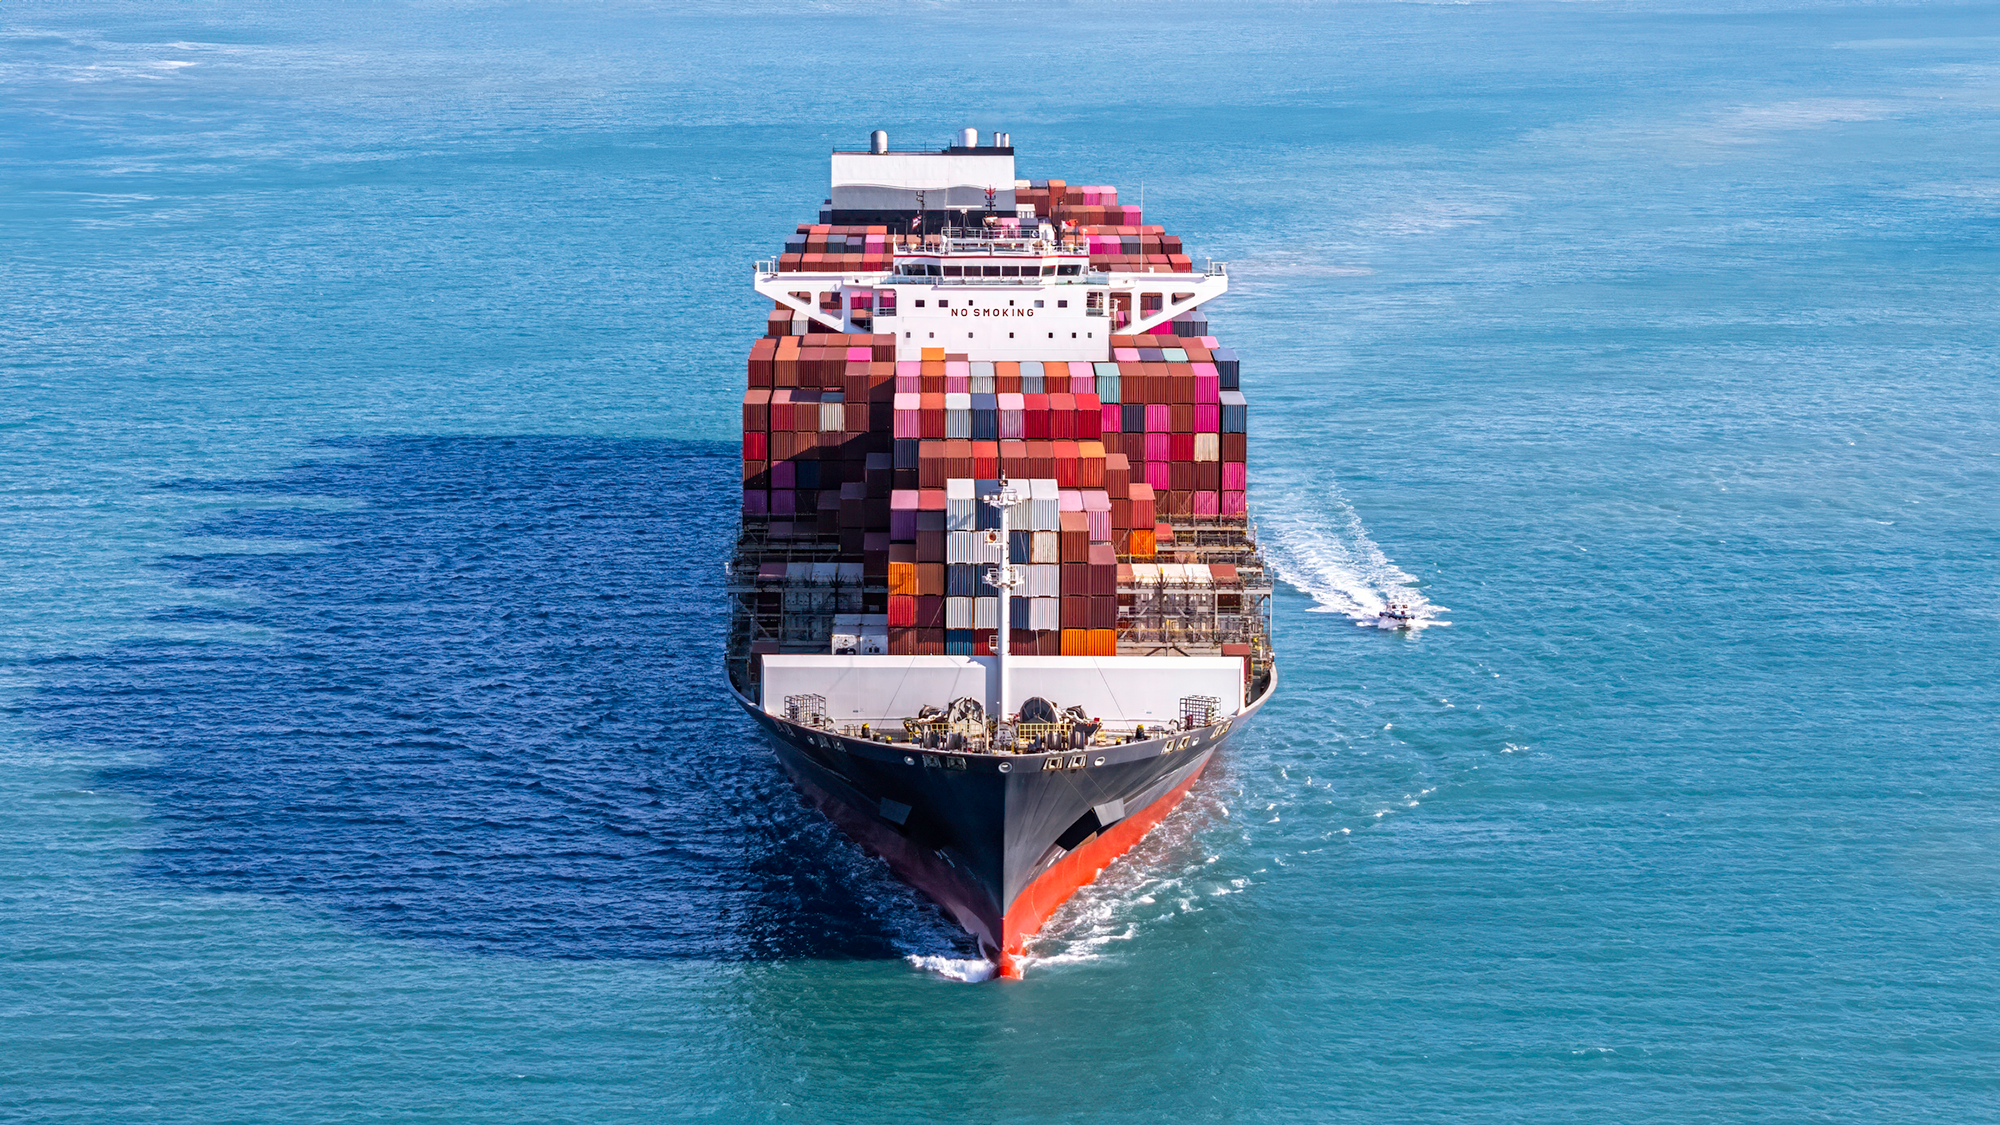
[904,954,996,983]
[1262,487,1448,629]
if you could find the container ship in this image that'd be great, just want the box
[727,129,1276,978]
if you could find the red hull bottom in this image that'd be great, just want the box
[997,752,1213,979]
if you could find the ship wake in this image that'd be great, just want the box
[1261,486,1446,630]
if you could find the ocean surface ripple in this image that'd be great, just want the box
[5,1,2000,1121]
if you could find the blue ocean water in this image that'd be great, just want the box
[4,1,1998,1119]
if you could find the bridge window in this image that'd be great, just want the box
[1058,265,1080,276]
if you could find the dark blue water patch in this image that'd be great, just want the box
[33,436,961,961]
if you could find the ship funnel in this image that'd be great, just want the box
[992,130,1004,148]
[961,126,978,148]
[1000,131,1011,148]
[870,129,888,154]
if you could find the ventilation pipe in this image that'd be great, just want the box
[960,126,978,148]
[870,129,888,154]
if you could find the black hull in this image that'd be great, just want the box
[731,667,1276,976]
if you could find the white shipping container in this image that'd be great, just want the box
[946,477,976,531]
[1031,531,1060,564]
[820,402,845,432]
[1029,597,1061,631]
[946,597,973,629]
[1028,564,1060,598]
[947,531,978,564]
[974,597,999,630]
[1193,432,1220,462]
[1029,478,1060,531]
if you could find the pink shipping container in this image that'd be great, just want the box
[946,374,970,394]
[1146,404,1171,433]
[1145,461,1170,491]
[1195,404,1221,433]
[1113,347,1141,362]
[897,373,922,394]
[1101,404,1123,434]
[1222,490,1248,516]
[1145,432,1170,461]
[946,360,969,380]
[1193,491,1220,517]
[1196,375,1221,403]
[847,346,872,362]
[893,392,921,438]
[1224,461,1247,491]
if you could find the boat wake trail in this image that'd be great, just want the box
[1260,485,1447,629]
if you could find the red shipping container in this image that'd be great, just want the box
[1047,393,1074,439]
[1000,439,1029,477]
[1130,483,1156,527]
[1223,432,1247,462]
[742,430,768,462]
[944,438,974,479]
[1054,441,1080,487]
[888,594,917,626]
[1027,441,1055,480]
[1104,452,1130,497]
[1197,462,1221,492]
[1075,392,1101,440]
[1171,433,1196,462]
[1171,404,1196,434]
[1023,394,1050,439]
[920,393,946,439]
[1059,511,1091,561]
[1078,441,1106,487]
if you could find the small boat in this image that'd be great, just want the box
[1371,601,1419,629]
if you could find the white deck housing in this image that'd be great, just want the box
[759,654,1246,727]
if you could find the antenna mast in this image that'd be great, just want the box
[982,480,1026,724]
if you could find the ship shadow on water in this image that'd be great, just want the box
[32,436,971,962]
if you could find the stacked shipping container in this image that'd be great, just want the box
[738,183,1256,662]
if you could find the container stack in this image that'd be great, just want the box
[734,185,1265,668]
